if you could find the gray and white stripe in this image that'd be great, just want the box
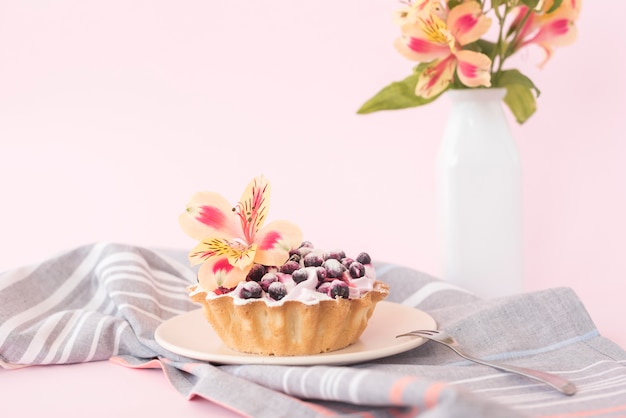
[0,242,196,366]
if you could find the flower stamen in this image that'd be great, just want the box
[418,14,450,46]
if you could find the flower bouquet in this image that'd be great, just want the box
[357,0,581,123]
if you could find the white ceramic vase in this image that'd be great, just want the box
[437,88,523,298]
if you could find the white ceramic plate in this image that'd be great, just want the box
[154,301,436,366]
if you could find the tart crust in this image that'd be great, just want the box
[189,281,390,356]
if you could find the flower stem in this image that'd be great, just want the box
[490,3,508,85]
[505,6,535,60]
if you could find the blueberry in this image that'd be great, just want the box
[348,261,366,278]
[303,252,324,267]
[240,281,262,299]
[340,257,355,269]
[330,280,349,299]
[323,258,346,278]
[292,268,309,284]
[316,282,332,296]
[298,247,313,257]
[268,281,287,301]
[323,249,346,261]
[246,264,266,282]
[299,241,314,249]
[280,260,300,274]
[315,266,327,281]
[355,252,372,265]
[259,272,278,292]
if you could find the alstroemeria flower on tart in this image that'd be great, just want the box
[358,0,581,124]
[179,176,303,293]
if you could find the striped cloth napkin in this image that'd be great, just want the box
[1,242,625,417]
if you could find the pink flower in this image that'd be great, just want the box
[179,176,303,292]
[394,0,492,98]
[511,0,581,67]
[357,0,583,123]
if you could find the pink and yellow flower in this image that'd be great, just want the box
[394,0,492,98]
[179,176,303,292]
[511,0,581,67]
[357,0,582,123]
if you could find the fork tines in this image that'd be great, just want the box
[396,329,438,338]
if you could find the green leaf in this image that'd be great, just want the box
[546,0,563,13]
[446,0,465,9]
[519,0,561,11]
[356,65,439,114]
[519,0,541,9]
[493,70,540,124]
[494,69,540,96]
[502,84,536,124]
[464,39,497,57]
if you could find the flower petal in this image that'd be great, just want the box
[417,11,455,48]
[253,220,303,266]
[521,17,577,67]
[455,50,492,88]
[197,256,249,292]
[566,0,582,20]
[415,56,456,99]
[188,237,257,271]
[533,43,555,69]
[509,6,536,41]
[394,34,451,62]
[179,191,241,241]
[394,1,455,62]
[393,5,413,27]
[533,18,577,47]
[395,0,447,27]
[235,175,270,243]
[447,1,492,46]
[530,18,577,68]
[515,0,580,66]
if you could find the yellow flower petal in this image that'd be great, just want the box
[188,237,256,271]
[418,11,454,48]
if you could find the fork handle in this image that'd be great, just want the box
[460,353,577,396]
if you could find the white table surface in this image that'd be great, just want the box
[2,360,242,417]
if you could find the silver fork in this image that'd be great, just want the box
[396,329,577,396]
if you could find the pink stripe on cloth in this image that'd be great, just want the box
[423,381,447,409]
[110,356,162,369]
[388,376,418,404]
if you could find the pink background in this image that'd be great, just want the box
[1,2,624,346]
